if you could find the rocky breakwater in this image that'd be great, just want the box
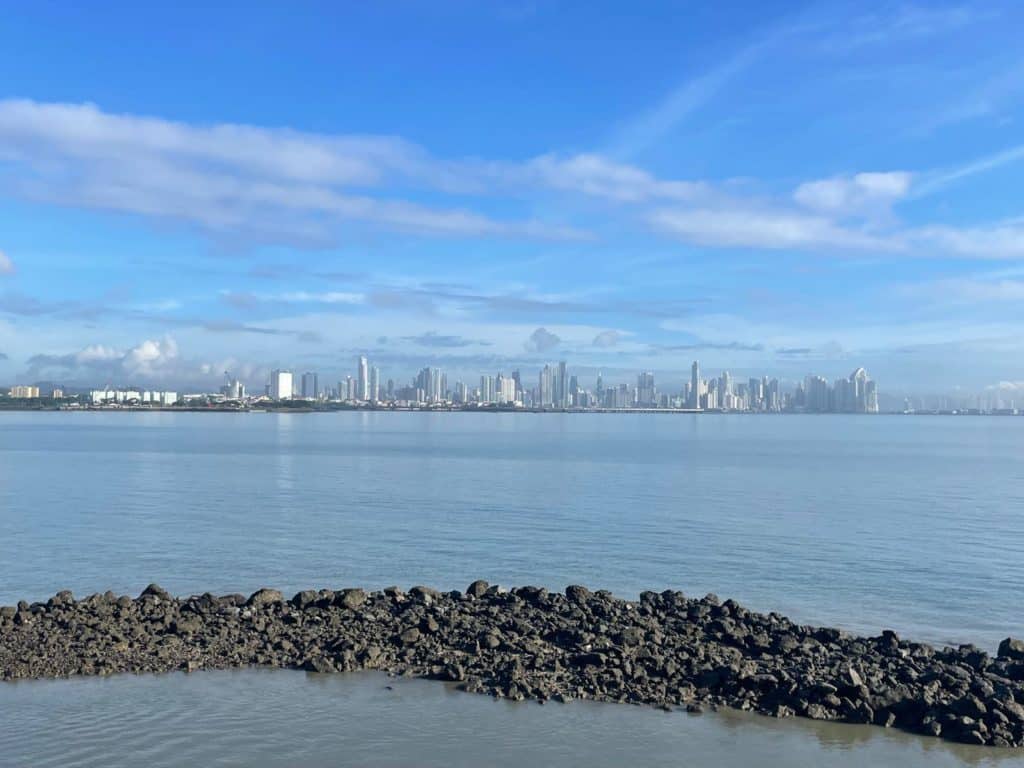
[3,583,1024,747]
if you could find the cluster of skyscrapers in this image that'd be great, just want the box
[263,358,880,413]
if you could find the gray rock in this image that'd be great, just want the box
[997,637,1024,661]
[246,589,283,607]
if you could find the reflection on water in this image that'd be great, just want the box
[0,670,1017,768]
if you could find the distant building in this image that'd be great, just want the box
[637,372,656,407]
[9,385,40,398]
[357,356,369,401]
[301,371,319,399]
[369,366,380,402]
[496,374,516,405]
[690,361,701,409]
[269,369,293,400]
[480,375,495,404]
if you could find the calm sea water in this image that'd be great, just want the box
[2,411,1023,767]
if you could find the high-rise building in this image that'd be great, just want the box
[269,370,293,400]
[804,375,830,412]
[9,385,40,398]
[557,361,568,408]
[301,372,319,399]
[637,372,656,406]
[690,361,701,409]
[539,365,554,407]
[369,366,380,402]
[497,374,516,405]
[749,377,763,410]
[480,375,495,404]
[416,367,443,403]
[357,356,369,401]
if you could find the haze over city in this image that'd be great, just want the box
[2,3,1024,401]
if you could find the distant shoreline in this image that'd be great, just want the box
[0,404,1020,417]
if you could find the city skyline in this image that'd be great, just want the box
[6,349,1023,411]
[3,5,1024,396]
[15,353,1019,413]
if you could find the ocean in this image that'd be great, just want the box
[1,411,1022,767]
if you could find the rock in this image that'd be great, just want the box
[565,585,591,604]
[291,590,319,609]
[4,581,1024,748]
[336,589,367,610]
[843,666,863,687]
[399,628,422,645]
[246,589,283,607]
[409,586,441,604]
[139,584,170,601]
[997,638,1024,661]
[466,580,489,598]
[302,657,335,673]
[570,652,606,668]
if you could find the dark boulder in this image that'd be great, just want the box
[139,584,170,601]
[336,589,367,610]
[565,585,591,604]
[246,589,283,607]
[997,638,1024,661]
[466,580,489,598]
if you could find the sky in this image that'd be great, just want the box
[1,1,1023,398]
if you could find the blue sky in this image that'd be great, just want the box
[1,1,1023,397]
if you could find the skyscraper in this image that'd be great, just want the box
[369,366,380,402]
[480,375,495,404]
[637,372,655,406]
[300,371,318,399]
[690,361,701,409]
[269,369,293,400]
[357,356,369,401]
[539,365,554,407]
[557,361,568,408]
[497,374,516,404]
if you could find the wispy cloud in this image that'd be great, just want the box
[818,4,985,52]
[526,153,705,202]
[201,321,322,343]
[401,331,491,348]
[605,24,789,158]
[650,207,899,251]
[793,172,912,216]
[0,250,14,276]
[0,99,590,245]
[913,143,1024,197]
[655,340,765,352]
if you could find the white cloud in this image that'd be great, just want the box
[0,99,589,244]
[912,222,1024,259]
[794,172,912,215]
[276,291,365,304]
[0,250,13,275]
[987,380,1024,392]
[650,207,898,250]
[527,153,704,202]
[22,335,244,387]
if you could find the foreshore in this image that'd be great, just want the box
[3,583,1024,747]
